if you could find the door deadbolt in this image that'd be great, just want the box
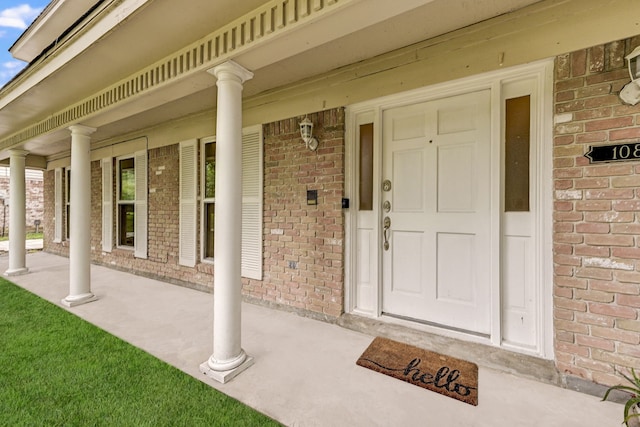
[383,200,391,213]
[382,180,392,192]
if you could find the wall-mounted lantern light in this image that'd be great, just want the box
[619,46,640,105]
[299,116,319,151]
[627,46,640,82]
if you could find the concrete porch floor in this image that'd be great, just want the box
[1,252,621,427]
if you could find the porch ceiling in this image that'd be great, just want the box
[0,0,542,162]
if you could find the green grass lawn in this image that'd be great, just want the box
[0,232,43,242]
[0,279,281,426]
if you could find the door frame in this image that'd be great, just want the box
[344,59,554,358]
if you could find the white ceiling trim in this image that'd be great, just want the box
[0,0,350,152]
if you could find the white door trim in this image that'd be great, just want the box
[344,59,554,359]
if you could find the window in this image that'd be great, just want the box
[504,95,531,212]
[195,126,262,279]
[101,158,113,252]
[101,145,146,258]
[117,157,136,247]
[359,123,374,211]
[203,140,216,259]
[65,168,71,239]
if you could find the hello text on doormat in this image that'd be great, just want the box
[356,337,479,406]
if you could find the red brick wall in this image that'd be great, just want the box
[43,170,58,252]
[89,146,209,287]
[0,171,44,236]
[554,37,640,387]
[43,107,346,319]
[252,109,345,318]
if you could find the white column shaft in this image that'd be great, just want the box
[208,61,253,373]
[63,125,97,307]
[5,150,28,276]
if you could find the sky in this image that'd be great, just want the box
[0,1,49,87]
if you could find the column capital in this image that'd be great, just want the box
[208,60,254,84]
[68,124,97,136]
[8,149,29,158]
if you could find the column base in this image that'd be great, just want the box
[199,354,254,384]
[61,293,98,307]
[5,267,29,277]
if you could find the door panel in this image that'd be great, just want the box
[436,232,475,303]
[391,231,424,295]
[438,143,475,212]
[393,150,424,212]
[382,90,492,334]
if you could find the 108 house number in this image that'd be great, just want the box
[585,142,640,163]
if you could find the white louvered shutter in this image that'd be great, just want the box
[54,168,63,242]
[241,126,263,280]
[134,150,148,259]
[179,140,197,267]
[101,158,113,252]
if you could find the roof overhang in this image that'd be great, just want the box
[10,0,103,63]
[1,0,590,164]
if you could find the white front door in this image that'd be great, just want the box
[381,90,492,335]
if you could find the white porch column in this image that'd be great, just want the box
[200,60,254,383]
[4,149,29,276]
[62,125,97,307]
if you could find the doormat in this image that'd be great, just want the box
[356,337,478,406]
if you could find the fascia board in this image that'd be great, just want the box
[1,0,151,109]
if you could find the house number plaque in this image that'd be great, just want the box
[585,142,640,163]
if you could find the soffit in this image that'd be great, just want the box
[10,0,98,62]
[0,0,543,159]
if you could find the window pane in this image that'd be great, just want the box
[205,142,216,199]
[359,123,374,211]
[66,170,71,203]
[118,204,135,247]
[119,158,135,201]
[205,202,215,258]
[66,169,70,239]
[66,205,70,240]
[505,96,530,212]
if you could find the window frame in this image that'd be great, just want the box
[200,136,216,263]
[116,154,136,250]
[65,167,71,240]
